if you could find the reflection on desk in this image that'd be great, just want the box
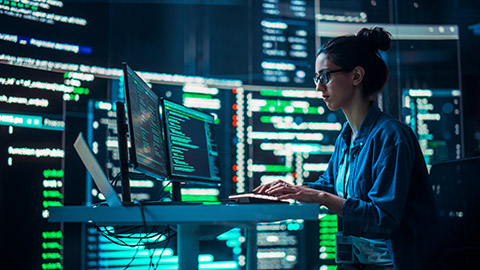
[49,203,320,225]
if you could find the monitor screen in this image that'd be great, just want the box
[161,99,221,185]
[123,63,169,179]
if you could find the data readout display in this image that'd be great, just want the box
[162,99,221,184]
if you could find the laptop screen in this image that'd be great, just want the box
[74,133,123,207]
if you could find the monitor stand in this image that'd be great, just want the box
[115,101,132,204]
[172,182,181,202]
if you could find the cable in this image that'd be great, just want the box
[93,202,177,269]
[95,225,176,269]
[155,180,172,201]
[122,238,142,270]
[149,248,154,270]
[154,226,173,269]
[138,201,148,233]
[111,172,122,187]
[111,172,172,201]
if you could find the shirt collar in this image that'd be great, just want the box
[341,103,382,146]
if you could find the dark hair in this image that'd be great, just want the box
[318,27,392,96]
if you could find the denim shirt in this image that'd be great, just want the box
[308,104,438,270]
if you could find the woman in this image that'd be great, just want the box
[253,27,438,270]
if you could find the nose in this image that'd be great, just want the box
[315,82,324,92]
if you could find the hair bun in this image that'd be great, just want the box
[357,27,392,52]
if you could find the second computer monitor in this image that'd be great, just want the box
[161,99,221,185]
[123,63,169,180]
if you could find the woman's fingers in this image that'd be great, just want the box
[266,182,296,196]
[264,181,287,194]
[254,182,323,203]
[277,191,301,200]
[253,180,285,194]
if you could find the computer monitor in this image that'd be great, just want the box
[122,63,169,180]
[160,98,221,185]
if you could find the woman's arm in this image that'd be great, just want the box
[254,181,346,216]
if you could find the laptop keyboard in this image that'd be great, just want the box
[227,193,292,204]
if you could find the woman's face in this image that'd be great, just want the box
[315,53,355,111]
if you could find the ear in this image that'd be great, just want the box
[352,66,365,86]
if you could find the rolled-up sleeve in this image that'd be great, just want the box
[342,141,414,239]
[307,175,335,194]
[306,145,339,194]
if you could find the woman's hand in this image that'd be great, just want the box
[253,180,345,215]
[252,180,292,196]
[276,185,325,204]
[252,180,324,204]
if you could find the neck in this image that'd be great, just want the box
[342,96,371,138]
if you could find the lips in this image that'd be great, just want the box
[322,95,329,100]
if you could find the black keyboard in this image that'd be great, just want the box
[227,193,292,204]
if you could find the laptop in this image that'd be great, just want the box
[74,132,123,207]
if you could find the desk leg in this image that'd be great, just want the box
[177,224,199,270]
[246,227,257,270]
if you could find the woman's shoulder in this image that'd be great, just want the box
[376,112,409,129]
[371,112,416,143]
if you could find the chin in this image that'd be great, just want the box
[324,101,340,112]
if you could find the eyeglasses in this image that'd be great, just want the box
[313,69,346,86]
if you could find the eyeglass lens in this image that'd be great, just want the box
[314,72,329,85]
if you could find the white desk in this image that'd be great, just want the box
[49,203,319,270]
